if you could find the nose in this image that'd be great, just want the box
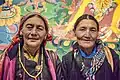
[84,30,90,37]
[31,27,37,36]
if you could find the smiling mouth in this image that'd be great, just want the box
[81,40,93,42]
[82,39,92,41]
[28,38,39,40]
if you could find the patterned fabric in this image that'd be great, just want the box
[74,40,106,80]
[62,40,119,80]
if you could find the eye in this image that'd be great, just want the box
[37,26,44,31]
[37,27,43,30]
[90,28,97,32]
[79,27,86,31]
[26,24,33,30]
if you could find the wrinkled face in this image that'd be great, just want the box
[74,19,98,49]
[20,16,47,48]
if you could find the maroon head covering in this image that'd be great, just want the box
[8,12,52,51]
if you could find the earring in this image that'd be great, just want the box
[19,35,23,40]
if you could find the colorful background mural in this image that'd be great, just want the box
[0,0,120,60]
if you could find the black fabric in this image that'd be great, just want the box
[47,50,64,80]
[8,40,24,60]
[6,40,63,80]
[15,52,52,80]
[0,0,5,5]
[62,48,120,80]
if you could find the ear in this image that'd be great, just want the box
[72,30,76,36]
[97,32,100,39]
[44,34,47,40]
[74,32,76,36]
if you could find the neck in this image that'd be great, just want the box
[80,46,94,55]
[23,45,40,56]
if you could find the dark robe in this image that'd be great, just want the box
[15,50,52,80]
[62,43,120,80]
[0,0,5,5]
[1,40,64,80]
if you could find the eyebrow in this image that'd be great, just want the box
[36,25,45,29]
[79,26,86,28]
[26,23,33,26]
[26,23,44,28]
[90,27,97,29]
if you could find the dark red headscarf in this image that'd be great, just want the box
[8,12,52,51]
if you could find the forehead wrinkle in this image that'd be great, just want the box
[23,17,45,27]
[77,20,97,28]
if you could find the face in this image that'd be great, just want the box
[20,16,47,48]
[74,19,98,49]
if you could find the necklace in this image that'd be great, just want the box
[18,43,43,80]
[23,46,39,63]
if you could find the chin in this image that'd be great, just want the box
[27,42,41,47]
[81,44,94,49]
[83,46,93,49]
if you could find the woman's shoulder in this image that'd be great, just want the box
[62,51,73,62]
[0,49,8,62]
[46,50,58,61]
[47,50,56,54]
[109,48,119,60]
[46,50,57,57]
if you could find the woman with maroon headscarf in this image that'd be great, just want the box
[0,12,63,80]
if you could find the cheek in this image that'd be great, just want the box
[91,33,98,39]
[75,31,84,37]
[22,31,30,39]
[38,32,47,38]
